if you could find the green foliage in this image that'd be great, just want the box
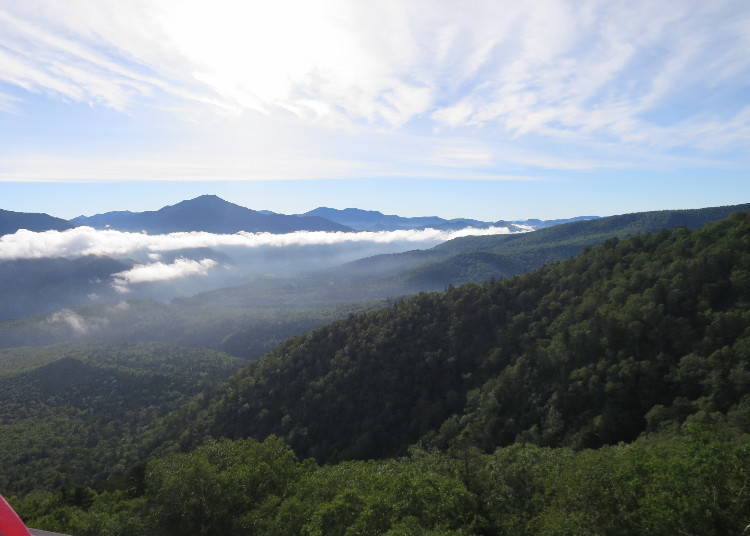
[146,436,303,536]
[12,425,750,535]
[408,202,750,287]
[0,343,241,494]
[8,209,750,535]
[157,211,750,463]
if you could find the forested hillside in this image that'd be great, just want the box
[405,201,750,287]
[7,210,750,536]
[0,343,240,494]
[13,423,750,536]
[181,202,750,312]
[158,210,750,463]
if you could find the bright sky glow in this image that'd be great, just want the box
[0,0,748,218]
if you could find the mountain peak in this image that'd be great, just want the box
[70,196,352,233]
[164,195,247,213]
[180,194,232,206]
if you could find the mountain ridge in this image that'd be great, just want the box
[154,209,750,464]
[72,195,354,234]
[300,206,589,232]
[374,201,750,289]
[0,209,75,236]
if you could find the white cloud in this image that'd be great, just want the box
[47,308,107,335]
[0,0,748,176]
[0,226,525,261]
[112,257,218,292]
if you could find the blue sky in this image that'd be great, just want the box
[0,0,749,220]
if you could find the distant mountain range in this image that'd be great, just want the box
[181,201,750,311]
[511,215,600,229]
[0,209,74,235]
[300,206,597,232]
[377,202,750,289]
[72,195,353,234]
[1,201,748,356]
[1,195,598,236]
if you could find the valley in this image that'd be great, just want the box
[3,4,748,533]
[1,200,749,535]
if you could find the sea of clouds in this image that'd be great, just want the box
[0,225,522,260]
[0,226,527,291]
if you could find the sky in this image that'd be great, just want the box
[0,0,749,220]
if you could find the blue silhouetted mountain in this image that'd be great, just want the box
[299,207,502,231]
[0,209,75,235]
[300,207,594,232]
[511,216,599,229]
[73,195,353,234]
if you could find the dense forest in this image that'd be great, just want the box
[404,202,750,287]
[0,343,240,494]
[5,209,750,534]
[10,424,750,535]
[156,211,750,463]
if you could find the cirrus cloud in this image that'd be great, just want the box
[0,0,748,149]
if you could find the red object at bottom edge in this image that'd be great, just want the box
[0,495,31,536]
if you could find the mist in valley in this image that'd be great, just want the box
[0,224,525,356]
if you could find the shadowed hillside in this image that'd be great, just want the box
[156,210,750,463]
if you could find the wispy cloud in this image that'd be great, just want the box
[1,2,748,143]
[47,308,107,335]
[0,0,748,183]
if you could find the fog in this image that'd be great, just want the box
[0,225,527,299]
[0,224,527,323]
[0,225,521,260]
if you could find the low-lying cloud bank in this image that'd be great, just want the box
[0,226,524,260]
[112,258,218,293]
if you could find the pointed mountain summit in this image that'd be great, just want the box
[73,195,352,234]
[0,209,75,236]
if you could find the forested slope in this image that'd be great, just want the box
[0,343,240,494]
[406,201,750,286]
[159,210,750,463]
[8,210,750,536]
[14,426,750,536]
